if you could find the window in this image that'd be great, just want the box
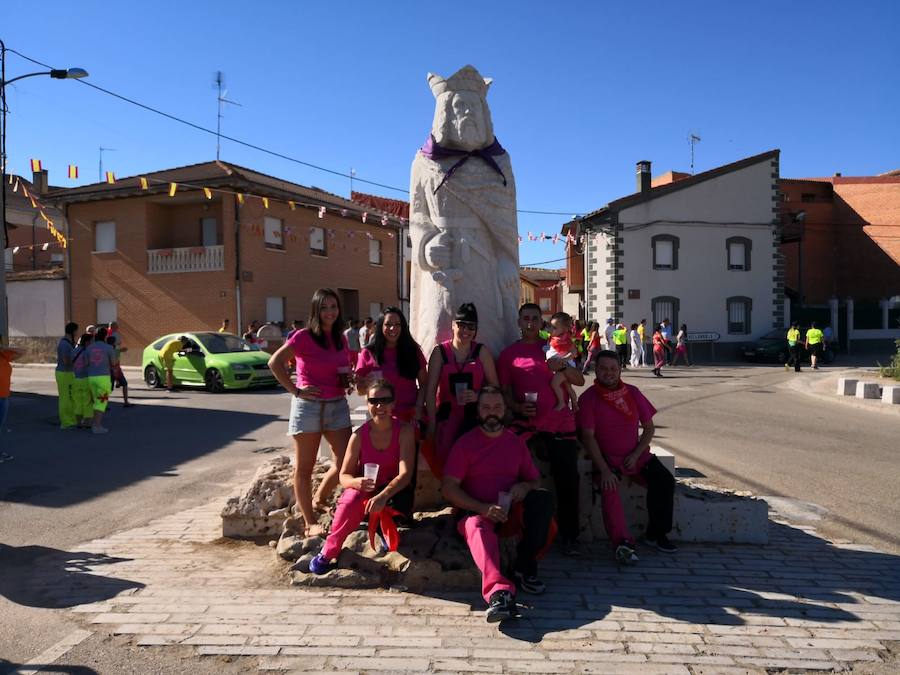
[727,296,752,334]
[266,296,285,324]
[201,217,218,246]
[369,238,382,265]
[96,298,117,324]
[4,249,12,271]
[539,297,552,312]
[264,217,283,249]
[726,236,752,271]
[94,221,116,252]
[651,234,679,270]
[310,226,327,256]
[651,296,679,331]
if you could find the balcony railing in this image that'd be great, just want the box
[147,245,224,274]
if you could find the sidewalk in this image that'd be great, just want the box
[17,490,900,674]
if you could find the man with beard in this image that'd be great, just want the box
[578,351,676,564]
[442,386,555,623]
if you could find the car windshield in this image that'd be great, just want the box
[194,333,257,354]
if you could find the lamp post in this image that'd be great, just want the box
[0,39,88,343]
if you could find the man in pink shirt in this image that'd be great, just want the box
[442,386,555,623]
[498,302,584,556]
[577,350,676,564]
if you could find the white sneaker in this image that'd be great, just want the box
[91,426,109,434]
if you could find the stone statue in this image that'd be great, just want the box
[409,65,520,357]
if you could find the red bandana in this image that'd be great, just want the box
[595,380,638,423]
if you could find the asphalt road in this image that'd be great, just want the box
[1,362,897,671]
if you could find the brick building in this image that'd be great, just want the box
[4,171,67,272]
[520,267,564,320]
[49,161,406,366]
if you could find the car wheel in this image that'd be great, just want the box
[205,368,225,393]
[144,365,162,388]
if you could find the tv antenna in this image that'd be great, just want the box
[98,145,116,182]
[213,71,242,160]
[688,133,701,174]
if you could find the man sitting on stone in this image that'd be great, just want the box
[577,350,676,564]
[441,386,555,623]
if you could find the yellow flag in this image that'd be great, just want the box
[237,193,245,205]
[105,171,115,184]
[68,164,78,179]
[262,197,269,209]
[203,187,212,200]
[288,201,296,211]
[30,159,42,172]
[169,183,177,197]
[139,176,149,190]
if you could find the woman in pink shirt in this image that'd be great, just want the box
[309,380,415,574]
[268,288,353,537]
[424,303,499,474]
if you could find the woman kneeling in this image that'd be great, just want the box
[310,380,415,573]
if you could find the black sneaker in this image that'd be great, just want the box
[645,534,678,553]
[615,543,639,565]
[513,571,546,595]
[485,590,515,623]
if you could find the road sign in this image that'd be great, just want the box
[686,332,720,342]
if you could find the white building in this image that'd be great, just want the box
[562,150,784,359]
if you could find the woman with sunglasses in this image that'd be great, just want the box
[268,288,353,537]
[424,303,499,473]
[309,380,415,574]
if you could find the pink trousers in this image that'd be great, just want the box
[322,488,368,560]
[457,514,516,602]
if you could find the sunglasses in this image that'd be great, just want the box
[455,321,477,331]
[367,396,395,405]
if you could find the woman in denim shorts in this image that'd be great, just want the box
[268,288,353,537]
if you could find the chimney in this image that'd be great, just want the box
[636,161,651,194]
[833,172,842,177]
[32,169,49,194]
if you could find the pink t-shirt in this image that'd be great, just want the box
[356,420,402,488]
[497,340,576,435]
[355,346,426,416]
[288,328,352,400]
[443,427,540,504]
[576,383,657,470]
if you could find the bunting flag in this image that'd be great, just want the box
[288,201,296,211]
[237,193,245,205]
[318,206,326,219]
[105,171,116,184]
[30,159,42,172]
[29,195,38,208]
[139,176,149,190]
[361,212,368,223]
[168,182,177,197]
[41,242,49,251]
[12,178,19,192]
[340,209,348,217]
[381,215,388,226]
[67,165,78,179]
[263,197,269,209]
[203,187,212,200]
[12,246,19,253]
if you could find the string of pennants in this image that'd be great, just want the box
[7,172,68,249]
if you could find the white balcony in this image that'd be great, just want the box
[147,245,224,274]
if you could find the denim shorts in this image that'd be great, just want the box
[287,396,351,435]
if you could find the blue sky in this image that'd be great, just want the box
[3,1,898,267]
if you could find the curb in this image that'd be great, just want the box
[784,366,900,417]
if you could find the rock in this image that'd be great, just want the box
[276,533,323,562]
[292,568,380,589]
[398,559,443,590]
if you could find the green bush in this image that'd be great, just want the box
[878,339,900,381]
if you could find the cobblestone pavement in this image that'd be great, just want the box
[25,497,900,674]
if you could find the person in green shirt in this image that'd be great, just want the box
[785,321,802,372]
[804,322,825,370]
[612,324,628,369]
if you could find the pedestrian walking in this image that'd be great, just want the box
[638,319,648,367]
[805,322,825,370]
[786,321,802,372]
[55,322,78,430]
[107,322,132,406]
[629,323,641,369]
[582,322,601,374]
[268,288,354,538]
[661,319,674,364]
[612,323,628,369]
[72,333,93,428]
[671,324,690,366]
[85,326,118,434]
[652,323,667,377]
[604,318,615,351]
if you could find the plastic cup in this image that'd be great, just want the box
[454,382,469,405]
[363,463,379,484]
[497,491,512,514]
[524,391,538,403]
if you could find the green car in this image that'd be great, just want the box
[142,332,277,393]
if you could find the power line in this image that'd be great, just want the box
[6,47,584,217]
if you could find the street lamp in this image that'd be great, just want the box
[0,39,88,343]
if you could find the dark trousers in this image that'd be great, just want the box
[616,344,628,368]
[390,433,420,519]
[527,432,580,543]
[515,489,555,576]
[641,455,675,540]
[788,344,802,372]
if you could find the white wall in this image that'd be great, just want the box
[617,158,778,342]
[8,278,66,337]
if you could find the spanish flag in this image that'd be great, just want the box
[262,197,269,209]
[168,182,177,197]
[288,201,296,211]
[68,165,78,179]
[236,193,244,205]
[203,187,212,200]
[105,171,115,184]
[30,159,42,172]
[139,176,149,190]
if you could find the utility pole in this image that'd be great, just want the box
[688,133,701,174]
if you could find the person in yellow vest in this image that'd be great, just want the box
[637,319,648,367]
[785,321,802,372]
[612,324,628,369]
[804,322,825,370]
[159,336,187,390]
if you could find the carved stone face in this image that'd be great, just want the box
[432,91,494,150]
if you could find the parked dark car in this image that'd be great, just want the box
[740,328,836,364]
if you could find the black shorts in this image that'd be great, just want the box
[809,343,823,356]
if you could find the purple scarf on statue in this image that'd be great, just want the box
[419,135,507,193]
